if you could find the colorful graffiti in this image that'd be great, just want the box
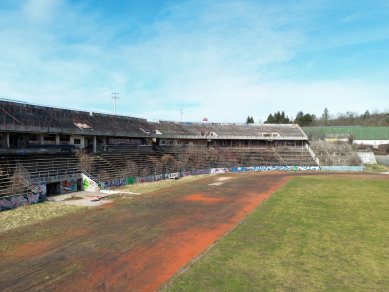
[100,179,127,189]
[168,172,180,179]
[211,168,229,174]
[82,174,100,192]
[0,193,44,211]
[127,176,136,185]
[62,179,77,193]
[230,166,320,172]
[31,182,47,196]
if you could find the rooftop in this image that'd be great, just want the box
[0,99,307,140]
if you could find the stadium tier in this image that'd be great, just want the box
[0,98,317,201]
[309,141,362,166]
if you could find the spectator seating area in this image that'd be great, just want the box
[0,144,317,197]
[83,145,316,182]
[82,146,164,182]
[151,121,306,138]
[0,154,80,197]
[310,140,362,166]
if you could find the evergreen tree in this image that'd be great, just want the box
[363,110,370,120]
[246,116,254,123]
[322,108,329,125]
[294,111,316,126]
[265,114,275,124]
[265,111,291,124]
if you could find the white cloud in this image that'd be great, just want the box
[23,0,63,23]
[0,0,388,123]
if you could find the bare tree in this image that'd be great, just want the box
[98,169,109,181]
[148,156,163,174]
[125,160,139,177]
[9,164,28,194]
[76,150,93,173]
[161,154,177,173]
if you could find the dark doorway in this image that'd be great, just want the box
[77,179,82,191]
[46,182,61,195]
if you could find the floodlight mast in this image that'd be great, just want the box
[112,92,119,115]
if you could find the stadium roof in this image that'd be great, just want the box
[0,99,307,140]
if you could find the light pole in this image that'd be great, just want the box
[180,109,183,123]
[112,92,119,115]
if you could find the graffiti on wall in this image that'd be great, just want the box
[190,169,211,176]
[211,168,229,174]
[0,193,44,211]
[169,172,180,179]
[31,182,47,196]
[100,178,127,189]
[94,165,320,191]
[62,179,77,193]
[231,166,320,172]
[82,174,100,192]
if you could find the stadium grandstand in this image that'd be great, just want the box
[0,98,316,203]
[303,126,389,165]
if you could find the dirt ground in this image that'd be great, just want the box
[0,172,386,291]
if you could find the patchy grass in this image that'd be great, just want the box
[168,176,389,291]
[0,175,212,234]
[0,202,86,234]
[365,163,389,172]
[115,174,212,194]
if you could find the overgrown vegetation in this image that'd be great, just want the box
[168,177,389,291]
[364,164,389,172]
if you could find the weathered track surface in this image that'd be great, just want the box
[0,172,386,291]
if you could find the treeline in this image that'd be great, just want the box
[246,109,389,127]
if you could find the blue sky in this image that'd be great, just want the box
[0,0,388,122]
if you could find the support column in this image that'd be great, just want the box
[93,135,97,153]
[6,133,10,148]
[55,134,60,145]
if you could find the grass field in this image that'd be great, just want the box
[0,202,86,234]
[168,176,389,291]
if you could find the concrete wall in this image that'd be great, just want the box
[320,166,365,171]
[82,173,100,192]
[0,193,44,211]
[356,152,377,164]
[70,135,85,148]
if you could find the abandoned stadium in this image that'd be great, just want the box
[0,98,370,210]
